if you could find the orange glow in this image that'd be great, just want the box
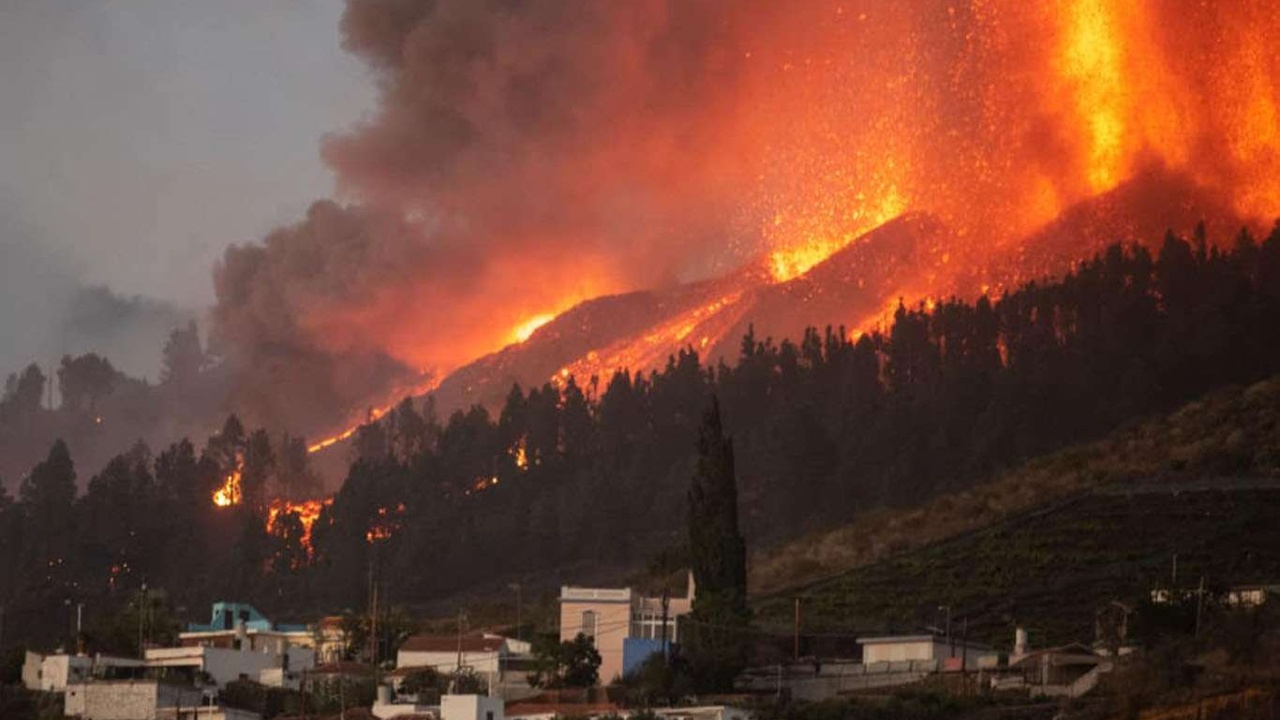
[510,438,529,471]
[1060,0,1128,192]
[465,475,501,496]
[283,2,1280,442]
[266,497,332,557]
[553,292,747,385]
[767,187,908,283]
[307,377,441,454]
[511,314,556,344]
[212,463,242,508]
[365,502,406,543]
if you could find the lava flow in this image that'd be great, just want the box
[552,292,748,386]
[213,0,1280,450]
[306,376,441,454]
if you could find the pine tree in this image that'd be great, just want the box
[684,395,750,691]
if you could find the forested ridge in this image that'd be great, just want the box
[2,221,1280,657]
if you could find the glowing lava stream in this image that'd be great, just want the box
[554,292,749,385]
[306,377,441,454]
[305,311,560,455]
[511,313,556,344]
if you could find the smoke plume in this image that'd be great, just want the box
[213,0,1280,433]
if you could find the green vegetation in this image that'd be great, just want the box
[752,373,1280,595]
[5,225,1280,659]
[685,396,752,690]
[528,632,603,689]
[753,376,1280,647]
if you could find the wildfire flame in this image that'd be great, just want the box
[510,438,529,471]
[266,498,331,556]
[212,465,242,508]
[365,502,406,543]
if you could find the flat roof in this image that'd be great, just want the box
[857,635,991,649]
[559,587,633,603]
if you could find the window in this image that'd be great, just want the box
[581,610,597,640]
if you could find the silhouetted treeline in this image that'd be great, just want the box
[0,321,232,487]
[3,222,1280,658]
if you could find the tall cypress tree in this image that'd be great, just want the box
[684,395,750,690]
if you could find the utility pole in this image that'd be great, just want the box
[939,605,953,658]
[76,602,84,655]
[509,583,523,641]
[456,608,467,681]
[1195,576,1206,637]
[660,589,670,661]
[793,597,802,662]
[137,582,148,658]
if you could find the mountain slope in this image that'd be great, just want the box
[418,166,1249,418]
[750,375,1280,646]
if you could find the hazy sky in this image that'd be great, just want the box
[0,0,373,376]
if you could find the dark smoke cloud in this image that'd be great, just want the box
[212,0,1280,435]
[213,0,769,432]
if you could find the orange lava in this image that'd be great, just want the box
[511,314,556,344]
[553,292,748,385]
[307,377,441,454]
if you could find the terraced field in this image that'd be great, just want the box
[754,480,1280,649]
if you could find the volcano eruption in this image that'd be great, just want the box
[209,0,1279,450]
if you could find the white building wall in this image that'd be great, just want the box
[21,652,43,691]
[862,640,934,664]
[145,647,279,688]
[202,648,278,687]
[64,681,203,720]
[442,693,505,720]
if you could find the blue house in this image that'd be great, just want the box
[186,602,305,633]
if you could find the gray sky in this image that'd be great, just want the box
[0,0,373,377]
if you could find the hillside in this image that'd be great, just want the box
[752,376,1280,646]
[410,165,1247,420]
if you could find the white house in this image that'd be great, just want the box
[144,644,313,689]
[22,652,145,692]
[857,635,995,668]
[396,632,531,681]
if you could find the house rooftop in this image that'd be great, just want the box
[400,634,506,654]
[857,634,992,649]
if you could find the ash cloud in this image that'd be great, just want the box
[213,0,766,432]
[212,0,1280,435]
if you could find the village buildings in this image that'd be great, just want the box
[558,574,694,684]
